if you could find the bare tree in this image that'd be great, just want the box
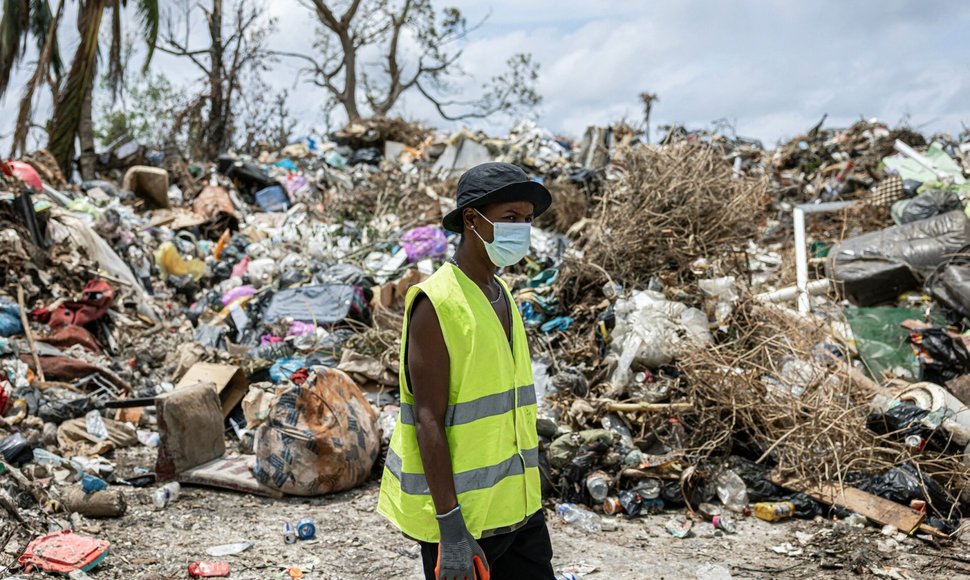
[157,0,276,159]
[279,0,541,123]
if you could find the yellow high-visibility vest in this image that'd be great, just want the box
[378,263,541,542]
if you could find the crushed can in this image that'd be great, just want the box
[283,522,298,544]
[602,497,623,515]
[296,518,316,541]
[712,514,736,534]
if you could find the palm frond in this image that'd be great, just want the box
[0,0,30,96]
[29,0,63,78]
[107,0,122,100]
[134,0,158,69]
[11,0,64,157]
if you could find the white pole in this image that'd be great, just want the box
[894,139,949,181]
[793,207,810,314]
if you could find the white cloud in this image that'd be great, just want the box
[3,0,970,153]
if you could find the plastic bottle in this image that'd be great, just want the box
[715,469,749,513]
[586,471,611,502]
[556,503,602,533]
[153,482,181,509]
[32,448,82,478]
[753,501,795,522]
[635,478,662,499]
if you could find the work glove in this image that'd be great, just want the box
[435,505,490,580]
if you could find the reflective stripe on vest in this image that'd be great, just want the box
[385,447,540,495]
[397,384,537,426]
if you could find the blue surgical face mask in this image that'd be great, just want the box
[472,209,532,267]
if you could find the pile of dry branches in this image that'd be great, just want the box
[585,143,766,285]
[678,301,969,507]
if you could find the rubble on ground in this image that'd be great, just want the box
[3,113,970,576]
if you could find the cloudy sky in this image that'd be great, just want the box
[2,0,969,150]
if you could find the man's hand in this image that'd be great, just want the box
[435,505,490,580]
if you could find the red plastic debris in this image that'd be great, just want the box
[188,561,231,577]
[2,160,43,190]
[17,530,110,574]
[0,380,9,415]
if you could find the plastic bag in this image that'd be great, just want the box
[826,210,968,305]
[925,251,970,319]
[253,367,380,496]
[867,402,929,437]
[609,291,712,390]
[0,299,23,337]
[858,463,958,525]
[155,241,204,281]
[558,440,610,504]
[890,189,962,225]
[400,226,447,263]
[908,328,970,383]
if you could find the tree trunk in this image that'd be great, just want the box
[341,35,360,123]
[206,0,225,159]
[78,88,96,180]
[48,0,104,176]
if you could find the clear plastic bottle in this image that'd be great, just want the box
[635,478,662,499]
[153,482,181,509]
[715,469,749,513]
[585,471,611,502]
[32,448,82,478]
[556,503,602,533]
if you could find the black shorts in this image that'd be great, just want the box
[420,510,555,580]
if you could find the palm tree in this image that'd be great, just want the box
[50,0,158,178]
[1,0,64,157]
[0,0,158,177]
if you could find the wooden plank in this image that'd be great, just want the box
[769,474,925,534]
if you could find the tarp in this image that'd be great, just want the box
[826,210,968,305]
[883,142,966,185]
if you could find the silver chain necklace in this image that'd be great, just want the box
[451,258,502,304]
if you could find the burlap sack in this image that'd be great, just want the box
[253,367,380,496]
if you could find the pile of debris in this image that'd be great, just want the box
[2,112,970,575]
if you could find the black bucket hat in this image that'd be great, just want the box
[442,162,552,233]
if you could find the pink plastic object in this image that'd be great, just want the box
[221,285,257,306]
[18,530,110,573]
[189,561,231,577]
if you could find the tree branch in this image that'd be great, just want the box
[156,43,210,73]
[274,50,343,96]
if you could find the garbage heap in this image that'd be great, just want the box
[1,114,970,572]
[535,119,970,538]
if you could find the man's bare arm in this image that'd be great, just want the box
[408,295,457,515]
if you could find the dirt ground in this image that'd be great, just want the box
[6,472,970,580]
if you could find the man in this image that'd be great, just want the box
[378,162,555,580]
